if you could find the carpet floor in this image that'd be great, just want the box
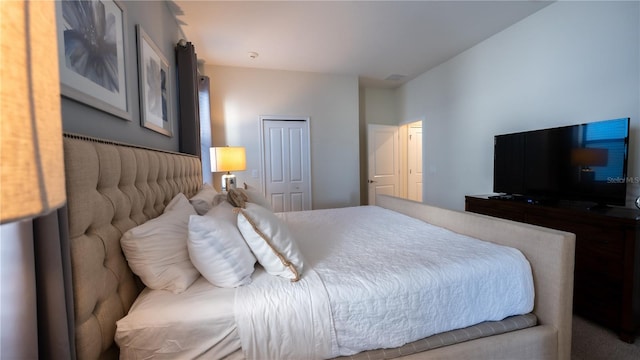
[571,315,640,360]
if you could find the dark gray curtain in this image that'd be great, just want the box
[176,41,201,157]
[33,206,75,360]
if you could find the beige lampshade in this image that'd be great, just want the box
[1,0,66,224]
[210,147,246,172]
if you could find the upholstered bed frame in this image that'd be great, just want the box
[63,134,201,358]
[63,134,575,360]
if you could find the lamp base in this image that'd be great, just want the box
[221,173,237,192]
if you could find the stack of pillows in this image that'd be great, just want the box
[120,184,305,294]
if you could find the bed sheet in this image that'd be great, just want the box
[115,276,241,359]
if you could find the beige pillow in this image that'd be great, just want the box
[121,193,200,293]
[214,188,273,210]
[236,203,304,281]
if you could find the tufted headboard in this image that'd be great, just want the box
[63,134,202,359]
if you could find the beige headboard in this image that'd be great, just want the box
[63,134,202,359]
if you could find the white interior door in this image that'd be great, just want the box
[368,124,399,205]
[408,124,423,202]
[262,118,311,212]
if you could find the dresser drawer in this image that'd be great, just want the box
[572,225,625,259]
[526,213,625,258]
[465,200,524,222]
[575,247,624,280]
[570,222,625,280]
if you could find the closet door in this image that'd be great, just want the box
[262,118,311,212]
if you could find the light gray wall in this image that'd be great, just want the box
[61,1,183,151]
[205,65,360,209]
[397,1,640,211]
[361,87,397,126]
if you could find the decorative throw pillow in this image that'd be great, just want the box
[236,203,304,281]
[188,202,256,287]
[214,188,273,210]
[121,193,200,293]
[189,183,218,215]
[227,188,249,208]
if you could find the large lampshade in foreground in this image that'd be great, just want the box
[1,0,66,224]
[210,147,246,192]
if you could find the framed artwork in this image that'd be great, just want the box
[136,25,173,137]
[56,0,131,120]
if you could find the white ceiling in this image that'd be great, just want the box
[171,1,553,88]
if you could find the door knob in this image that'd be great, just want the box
[368,180,377,184]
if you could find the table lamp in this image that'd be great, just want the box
[210,146,246,192]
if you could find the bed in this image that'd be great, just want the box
[63,134,576,359]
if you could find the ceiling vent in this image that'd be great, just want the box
[384,74,406,81]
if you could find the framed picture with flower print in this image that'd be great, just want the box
[55,0,131,120]
[136,25,172,137]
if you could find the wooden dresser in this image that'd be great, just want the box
[465,195,640,342]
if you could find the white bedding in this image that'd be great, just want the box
[115,277,241,359]
[235,269,338,360]
[116,205,534,360]
[236,205,534,359]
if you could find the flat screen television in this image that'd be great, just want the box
[493,117,630,207]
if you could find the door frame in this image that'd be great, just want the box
[406,120,423,202]
[259,115,312,210]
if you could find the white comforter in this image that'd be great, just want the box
[235,206,534,359]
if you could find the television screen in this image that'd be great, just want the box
[493,118,630,206]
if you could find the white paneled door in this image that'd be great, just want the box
[368,124,399,205]
[262,118,311,212]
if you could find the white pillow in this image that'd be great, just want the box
[236,203,304,281]
[121,193,200,293]
[188,202,256,287]
[189,183,218,215]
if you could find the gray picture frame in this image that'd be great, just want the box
[136,25,173,137]
[56,0,131,120]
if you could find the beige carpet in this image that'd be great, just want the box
[571,315,640,360]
